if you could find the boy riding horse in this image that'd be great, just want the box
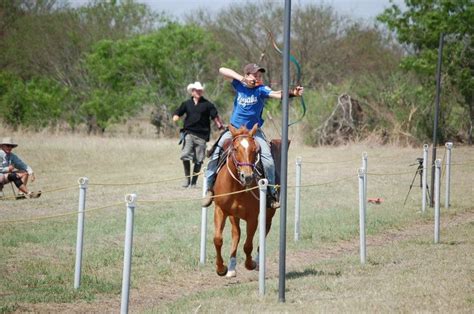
[202,63,304,209]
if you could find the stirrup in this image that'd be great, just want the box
[202,190,214,207]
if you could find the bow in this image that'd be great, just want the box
[265,28,306,126]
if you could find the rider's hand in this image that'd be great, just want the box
[7,165,14,172]
[241,76,256,88]
[294,86,304,96]
[172,115,180,122]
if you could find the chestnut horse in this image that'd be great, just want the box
[213,124,277,277]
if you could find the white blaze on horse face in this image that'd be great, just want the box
[240,138,249,149]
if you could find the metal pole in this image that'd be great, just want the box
[422,144,429,213]
[258,179,268,296]
[121,194,137,314]
[430,33,444,207]
[74,177,88,289]
[362,152,368,211]
[278,0,291,303]
[434,160,441,243]
[294,157,302,241]
[200,167,208,265]
[445,142,453,209]
[358,168,366,264]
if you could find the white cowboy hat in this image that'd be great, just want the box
[187,81,205,94]
[0,137,18,147]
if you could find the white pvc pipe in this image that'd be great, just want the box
[74,177,88,289]
[445,142,453,209]
[121,194,137,314]
[199,167,208,265]
[258,179,268,296]
[422,144,429,213]
[358,168,366,264]
[294,157,302,241]
[362,152,368,211]
[434,160,441,244]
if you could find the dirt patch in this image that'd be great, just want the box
[21,209,474,313]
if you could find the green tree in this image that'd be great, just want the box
[0,71,67,130]
[82,23,221,132]
[378,0,474,144]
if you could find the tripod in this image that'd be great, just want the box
[403,158,431,206]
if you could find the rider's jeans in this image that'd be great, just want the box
[205,129,275,192]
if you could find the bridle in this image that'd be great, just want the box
[226,135,260,187]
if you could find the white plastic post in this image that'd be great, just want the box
[121,194,137,314]
[422,144,429,213]
[74,177,88,290]
[199,167,208,265]
[358,168,366,264]
[434,160,441,244]
[294,157,302,241]
[362,152,368,213]
[258,179,268,296]
[445,142,453,209]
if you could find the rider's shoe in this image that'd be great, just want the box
[267,193,280,209]
[202,190,214,207]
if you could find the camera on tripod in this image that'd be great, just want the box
[410,157,424,167]
[404,157,430,206]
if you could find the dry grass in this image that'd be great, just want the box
[0,132,473,313]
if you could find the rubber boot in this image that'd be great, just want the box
[182,160,191,188]
[190,163,201,187]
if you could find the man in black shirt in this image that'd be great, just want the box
[173,81,224,188]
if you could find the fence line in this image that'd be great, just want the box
[2,143,469,225]
[0,202,122,224]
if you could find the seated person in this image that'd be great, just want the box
[0,137,41,199]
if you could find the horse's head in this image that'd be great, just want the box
[228,123,260,187]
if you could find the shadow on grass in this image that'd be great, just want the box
[287,268,341,280]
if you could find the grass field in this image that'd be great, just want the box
[0,133,473,313]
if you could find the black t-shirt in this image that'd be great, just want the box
[173,97,218,141]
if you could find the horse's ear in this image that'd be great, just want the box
[229,125,237,136]
[249,123,258,137]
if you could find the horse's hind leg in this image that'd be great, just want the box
[265,207,277,235]
[214,205,228,276]
[243,220,258,270]
[226,216,241,277]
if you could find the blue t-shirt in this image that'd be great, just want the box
[230,79,272,130]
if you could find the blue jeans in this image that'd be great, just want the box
[205,129,275,192]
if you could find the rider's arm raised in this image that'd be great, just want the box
[219,67,244,82]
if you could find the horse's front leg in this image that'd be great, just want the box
[226,216,240,277]
[214,205,227,276]
[243,218,258,270]
[254,207,278,266]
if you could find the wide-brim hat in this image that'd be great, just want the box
[187,81,205,94]
[0,137,18,147]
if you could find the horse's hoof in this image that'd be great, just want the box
[245,260,257,270]
[225,270,236,278]
[217,266,228,277]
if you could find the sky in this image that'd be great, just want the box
[69,0,406,20]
